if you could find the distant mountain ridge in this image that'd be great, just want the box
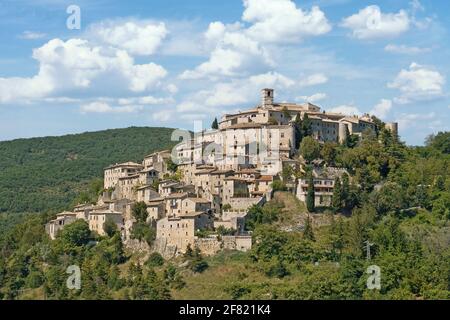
[0,126,177,214]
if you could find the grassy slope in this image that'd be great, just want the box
[172,192,330,300]
[0,127,177,215]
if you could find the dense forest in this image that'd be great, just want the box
[0,127,449,300]
[0,127,177,215]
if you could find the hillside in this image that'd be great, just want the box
[0,127,177,214]
[0,130,448,300]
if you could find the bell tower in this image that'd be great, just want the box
[261,88,274,108]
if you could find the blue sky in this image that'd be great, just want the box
[0,0,449,145]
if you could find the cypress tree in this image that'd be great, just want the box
[332,177,342,212]
[301,113,312,137]
[303,216,315,241]
[211,118,219,130]
[306,173,315,213]
[342,173,350,210]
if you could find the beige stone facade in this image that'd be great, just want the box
[156,212,214,252]
[88,210,124,236]
[296,167,349,207]
[46,212,78,240]
[104,162,143,189]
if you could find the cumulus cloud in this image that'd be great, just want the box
[0,38,168,104]
[176,71,295,118]
[80,101,143,114]
[341,5,410,39]
[242,0,331,43]
[180,0,331,80]
[299,73,328,87]
[388,62,445,104]
[329,105,361,115]
[180,23,273,79]
[370,99,392,119]
[296,93,327,103]
[385,44,431,55]
[88,21,168,55]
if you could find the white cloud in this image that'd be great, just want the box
[370,99,392,119]
[176,71,295,118]
[242,0,331,43]
[299,73,328,87]
[89,21,168,55]
[329,105,361,115]
[80,101,143,114]
[341,5,410,39]
[166,84,178,94]
[152,109,173,122]
[19,31,46,40]
[410,0,424,13]
[180,25,273,79]
[296,93,327,103]
[180,0,331,80]
[0,38,168,104]
[385,44,431,55]
[388,62,445,104]
[396,112,435,129]
[117,96,174,106]
[42,97,81,104]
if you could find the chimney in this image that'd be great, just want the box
[261,88,274,108]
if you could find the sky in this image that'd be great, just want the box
[0,0,449,145]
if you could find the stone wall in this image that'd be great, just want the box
[194,235,252,256]
[228,197,263,210]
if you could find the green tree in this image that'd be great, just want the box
[211,117,219,130]
[146,252,165,267]
[271,180,287,192]
[300,136,321,163]
[132,202,148,223]
[59,220,91,247]
[104,217,118,237]
[321,142,337,165]
[282,106,291,120]
[131,222,156,246]
[303,216,315,241]
[332,177,343,212]
[426,131,450,154]
[329,217,345,260]
[166,158,178,173]
[301,113,313,138]
[306,173,315,212]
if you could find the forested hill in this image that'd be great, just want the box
[0,127,177,214]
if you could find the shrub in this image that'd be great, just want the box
[146,252,165,267]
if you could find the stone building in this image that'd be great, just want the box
[46,212,78,240]
[104,162,143,189]
[296,167,349,207]
[88,210,124,236]
[156,211,214,252]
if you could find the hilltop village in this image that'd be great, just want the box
[46,89,399,257]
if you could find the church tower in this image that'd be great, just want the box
[261,88,274,109]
